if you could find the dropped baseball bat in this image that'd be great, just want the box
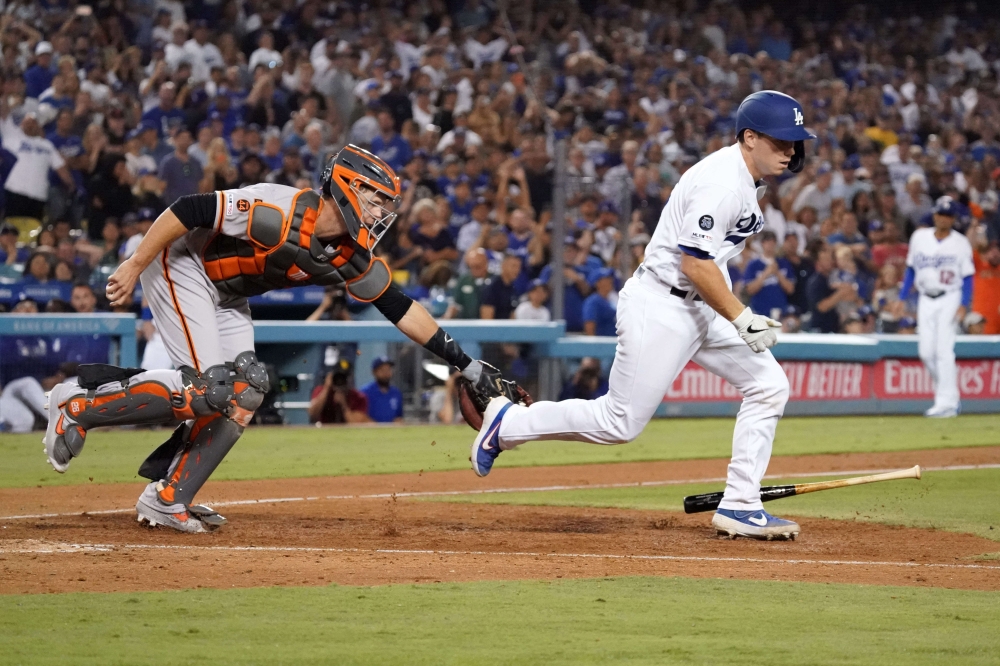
[683,465,922,514]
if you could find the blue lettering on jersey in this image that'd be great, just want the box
[912,253,958,269]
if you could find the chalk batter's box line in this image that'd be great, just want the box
[2,463,998,522]
[1,540,999,572]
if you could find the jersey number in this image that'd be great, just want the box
[939,269,956,285]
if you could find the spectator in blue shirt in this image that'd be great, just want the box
[360,356,404,423]
[582,266,618,336]
[539,236,594,332]
[141,82,186,138]
[23,42,55,100]
[744,230,796,318]
[370,109,412,172]
[0,223,29,266]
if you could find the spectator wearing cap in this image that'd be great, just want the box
[379,70,413,132]
[24,42,55,100]
[349,101,381,147]
[582,267,618,336]
[124,126,159,178]
[436,113,483,153]
[120,208,157,260]
[437,155,465,198]
[237,154,267,188]
[456,197,491,255]
[481,253,524,320]
[446,249,492,319]
[592,200,621,265]
[744,230,796,320]
[159,125,203,205]
[141,82,186,138]
[371,109,413,173]
[1,107,74,221]
[503,208,535,277]
[514,279,551,322]
[46,109,85,221]
[446,177,476,237]
[898,172,933,232]
[539,235,596,333]
[264,146,309,188]
[832,158,871,205]
[793,162,835,224]
[360,357,404,424]
[963,311,987,334]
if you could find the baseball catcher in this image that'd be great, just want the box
[42,145,526,533]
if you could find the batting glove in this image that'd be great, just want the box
[732,306,781,353]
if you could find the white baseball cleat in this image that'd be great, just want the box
[712,509,799,540]
[924,406,959,418]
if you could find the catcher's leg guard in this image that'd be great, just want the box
[44,370,182,473]
[151,351,269,507]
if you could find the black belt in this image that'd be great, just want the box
[924,292,945,299]
[670,286,703,301]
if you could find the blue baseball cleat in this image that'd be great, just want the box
[712,508,800,541]
[470,396,513,477]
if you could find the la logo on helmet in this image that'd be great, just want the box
[793,108,804,126]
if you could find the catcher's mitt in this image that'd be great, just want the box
[456,362,533,430]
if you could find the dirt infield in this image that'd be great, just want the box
[2,447,999,595]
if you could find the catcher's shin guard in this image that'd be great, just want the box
[44,373,180,473]
[157,414,244,505]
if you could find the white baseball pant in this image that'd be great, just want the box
[498,272,790,511]
[917,291,961,412]
[0,376,48,433]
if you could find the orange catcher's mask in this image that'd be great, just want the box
[320,145,402,251]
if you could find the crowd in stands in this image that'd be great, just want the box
[2,0,1000,402]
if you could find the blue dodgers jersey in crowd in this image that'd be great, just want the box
[743,257,795,317]
[582,292,618,336]
[360,382,404,423]
[370,134,412,172]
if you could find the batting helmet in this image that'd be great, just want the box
[735,91,816,173]
[320,145,402,252]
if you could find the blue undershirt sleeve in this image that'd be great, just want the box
[899,267,915,300]
[961,275,973,308]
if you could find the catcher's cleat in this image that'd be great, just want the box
[135,482,225,533]
[42,382,89,473]
[470,397,513,477]
[712,509,799,541]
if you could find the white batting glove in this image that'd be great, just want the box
[732,307,781,353]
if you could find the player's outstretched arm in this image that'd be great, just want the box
[106,208,189,307]
[681,253,781,353]
[371,284,527,414]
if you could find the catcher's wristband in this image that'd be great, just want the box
[423,327,473,371]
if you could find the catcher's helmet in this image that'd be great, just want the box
[735,90,816,173]
[320,145,402,251]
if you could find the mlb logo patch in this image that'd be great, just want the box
[226,194,234,216]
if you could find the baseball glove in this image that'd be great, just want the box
[456,362,533,430]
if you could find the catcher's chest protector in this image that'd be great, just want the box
[203,189,391,302]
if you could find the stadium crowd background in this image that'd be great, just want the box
[1,0,1000,423]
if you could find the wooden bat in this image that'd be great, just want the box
[683,465,922,514]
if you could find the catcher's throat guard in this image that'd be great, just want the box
[320,145,402,252]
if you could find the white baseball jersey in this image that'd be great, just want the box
[906,228,974,295]
[642,143,764,292]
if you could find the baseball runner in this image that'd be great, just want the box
[470,91,816,540]
[42,145,520,533]
[899,196,974,418]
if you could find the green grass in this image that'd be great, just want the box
[2,415,997,489]
[435,468,1000,542]
[1,577,999,665]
